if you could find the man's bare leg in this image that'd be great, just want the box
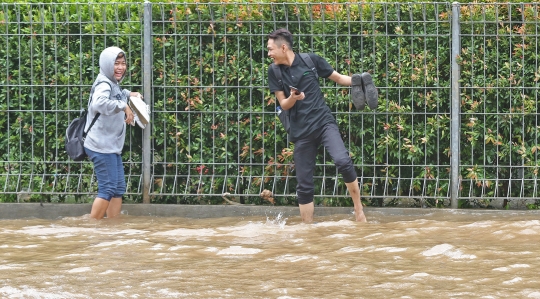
[298,202,314,223]
[106,197,123,218]
[345,179,367,222]
[90,197,110,220]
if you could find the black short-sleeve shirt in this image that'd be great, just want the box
[268,53,336,142]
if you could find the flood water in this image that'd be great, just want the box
[1,209,540,298]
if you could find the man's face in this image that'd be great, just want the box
[267,39,285,64]
[113,56,127,81]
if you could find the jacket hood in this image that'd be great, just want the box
[99,46,126,83]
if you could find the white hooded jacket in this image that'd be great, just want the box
[84,47,131,154]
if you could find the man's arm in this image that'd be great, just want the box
[328,71,352,86]
[275,89,304,110]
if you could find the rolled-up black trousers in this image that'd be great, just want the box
[293,122,357,205]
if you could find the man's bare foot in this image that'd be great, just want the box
[299,202,315,223]
[355,208,367,222]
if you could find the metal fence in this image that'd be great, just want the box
[1,2,539,208]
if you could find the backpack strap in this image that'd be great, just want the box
[88,81,113,108]
[299,53,319,79]
[270,53,318,90]
[82,81,112,138]
[270,63,283,85]
[270,62,289,98]
[82,113,100,139]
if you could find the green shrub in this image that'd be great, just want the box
[1,2,540,209]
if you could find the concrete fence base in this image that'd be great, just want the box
[1,203,539,220]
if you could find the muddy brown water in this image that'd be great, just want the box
[1,208,540,298]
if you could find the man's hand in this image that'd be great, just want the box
[274,90,305,110]
[288,89,305,101]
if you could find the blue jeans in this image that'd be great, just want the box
[293,122,357,205]
[84,148,126,201]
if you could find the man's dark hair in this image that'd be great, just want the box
[268,28,293,50]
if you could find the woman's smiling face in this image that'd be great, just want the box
[113,55,126,81]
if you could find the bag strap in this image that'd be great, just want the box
[298,53,319,79]
[270,53,319,133]
[87,81,113,108]
[82,81,112,138]
[269,53,318,90]
[83,112,100,138]
[270,63,282,84]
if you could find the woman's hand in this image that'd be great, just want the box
[130,91,143,99]
[124,105,134,125]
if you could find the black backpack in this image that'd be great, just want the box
[270,53,319,134]
[65,110,100,161]
[65,82,110,161]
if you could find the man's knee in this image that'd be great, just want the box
[297,197,314,205]
[296,186,314,204]
[335,159,357,183]
[334,154,353,169]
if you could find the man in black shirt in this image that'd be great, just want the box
[267,28,377,223]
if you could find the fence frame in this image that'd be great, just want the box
[2,2,540,209]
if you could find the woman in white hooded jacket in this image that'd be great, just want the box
[84,46,142,220]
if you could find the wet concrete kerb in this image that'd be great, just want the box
[1,203,540,220]
[1,203,344,220]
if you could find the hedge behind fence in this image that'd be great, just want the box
[1,2,540,208]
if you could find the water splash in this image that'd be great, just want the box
[266,212,287,229]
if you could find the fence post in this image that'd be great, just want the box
[142,1,152,204]
[450,2,461,209]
